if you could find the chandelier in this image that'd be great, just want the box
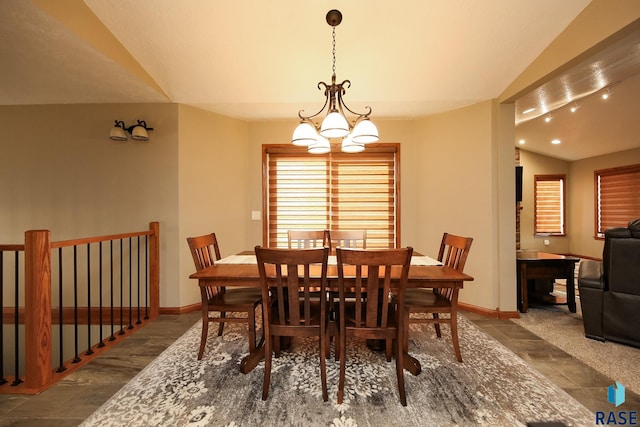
[292,9,379,154]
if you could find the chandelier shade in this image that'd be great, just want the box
[291,9,378,154]
[308,136,331,154]
[351,119,379,144]
[292,122,319,146]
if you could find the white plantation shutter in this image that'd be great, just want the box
[264,145,399,248]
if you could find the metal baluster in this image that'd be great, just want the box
[72,246,80,363]
[56,247,66,373]
[12,251,23,385]
[128,238,133,330]
[85,244,93,356]
[97,242,105,348]
[119,239,124,335]
[144,236,149,320]
[136,236,141,325]
[0,251,6,385]
[109,240,115,341]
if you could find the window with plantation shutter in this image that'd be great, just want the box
[595,164,640,238]
[534,175,565,236]
[263,144,399,248]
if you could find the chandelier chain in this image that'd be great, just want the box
[332,26,336,76]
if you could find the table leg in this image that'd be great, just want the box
[519,264,529,313]
[566,263,577,313]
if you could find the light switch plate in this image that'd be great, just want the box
[251,211,261,221]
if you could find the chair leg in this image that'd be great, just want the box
[337,330,347,404]
[433,313,442,337]
[262,333,272,400]
[395,330,407,406]
[319,332,328,402]
[198,316,208,360]
[248,308,257,352]
[218,311,226,336]
[450,312,462,362]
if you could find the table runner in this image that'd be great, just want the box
[216,253,443,266]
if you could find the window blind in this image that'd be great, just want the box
[534,175,565,235]
[264,145,398,248]
[596,164,640,236]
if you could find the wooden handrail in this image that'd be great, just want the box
[1,221,160,394]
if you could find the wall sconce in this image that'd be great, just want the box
[109,120,154,141]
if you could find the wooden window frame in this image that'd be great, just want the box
[262,143,401,248]
[594,164,640,238]
[534,174,566,236]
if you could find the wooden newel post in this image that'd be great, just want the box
[148,222,160,319]
[24,230,53,392]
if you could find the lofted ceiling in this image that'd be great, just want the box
[2,0,639,161]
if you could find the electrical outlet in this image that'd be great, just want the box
[543,239,550,246]
[251,211,261,221]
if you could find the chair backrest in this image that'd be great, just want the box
[187,233,222,271]
[437,233,473,272]
[255,246,329,327]
[328,230,366,253]
[336,247,413,329]
[287,230,329,249]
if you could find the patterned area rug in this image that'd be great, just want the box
[82,315,593,426]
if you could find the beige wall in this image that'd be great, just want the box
[518,150,571,253]
[177,105,250,307]
[0,103,181,307]
[569,146,640,258]
[414,100,515,312]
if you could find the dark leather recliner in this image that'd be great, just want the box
[578,218,640,347]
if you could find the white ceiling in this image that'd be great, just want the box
[2,0,639,161]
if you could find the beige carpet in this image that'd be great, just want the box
[512,303,640,395]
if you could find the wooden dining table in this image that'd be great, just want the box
[189,251,474,376]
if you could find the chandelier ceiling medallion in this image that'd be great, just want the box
[292,9,379,154]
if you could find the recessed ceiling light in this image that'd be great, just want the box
[551,139,561,145]
[518,139,526,145]
[544,115,552,123]
[570,103,580,112]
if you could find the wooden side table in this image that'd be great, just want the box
[516,251,580,313]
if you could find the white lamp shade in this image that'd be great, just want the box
[308,136,331,154]
[351,119,379,144]
[292,122,318,146]
[320,111,349,138]
[109,126,127,141]
[341,136,365,153]
[131,125,149,141]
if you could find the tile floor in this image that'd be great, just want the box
[0,310,638,426]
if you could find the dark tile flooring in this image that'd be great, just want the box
[1,310,638,426]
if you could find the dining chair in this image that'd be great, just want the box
[255,246,330,401]
[187,233,263,360]
[327,230,366,254]
[287,229,330,249]
[335,246,413,406]
[402,232,473,362]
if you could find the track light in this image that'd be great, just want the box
[544,115,552,123]
[570,102,580,113]
[601,88,611,100]
[109,120,154,141]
